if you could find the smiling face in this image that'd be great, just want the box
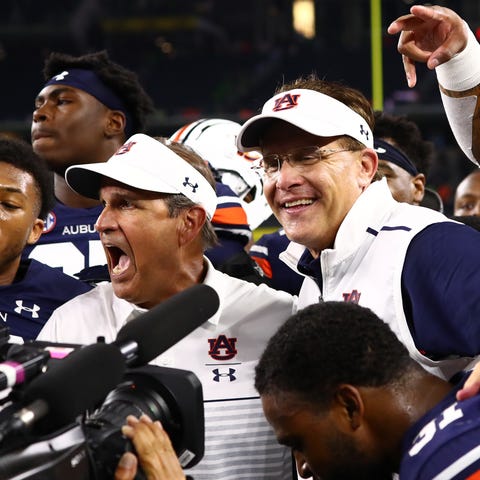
[96,180,189,309]
[0,162,44,283]
[261,391,393,480]
[261,122,377,256]
[31,85,114,173]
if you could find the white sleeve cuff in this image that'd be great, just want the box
[436,23,480,92]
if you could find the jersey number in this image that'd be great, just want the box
[409,402,464,456]
[27,240,106,277]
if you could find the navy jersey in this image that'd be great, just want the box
[401,373,480,479]
[250,229,303,295]
[22,201,106,278]
[0,259,92,341]
[401,222,480,359]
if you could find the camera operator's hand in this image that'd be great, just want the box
[387,5,468,87]
[114,415,186,480]
[115,452,139,480]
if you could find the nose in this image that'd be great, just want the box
[95,205,117,234]
[32,104,48,123]
[274,159,303,190]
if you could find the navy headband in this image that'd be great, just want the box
[45,68,133,136]
[374,138,418,176]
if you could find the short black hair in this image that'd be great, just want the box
[374,111,434,177]
[255,302,416,407]
[0,136,54,219]
[43,51,154,134]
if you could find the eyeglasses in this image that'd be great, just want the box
[252,146,352,180]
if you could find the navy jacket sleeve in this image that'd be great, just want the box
[402,222,480,358]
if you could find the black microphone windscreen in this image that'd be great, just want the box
[23,343,126,430]
[115,284,220,366]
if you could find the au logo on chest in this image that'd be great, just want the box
[343,289,361,304]
[208,334,238,361]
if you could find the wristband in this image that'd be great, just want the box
[436,23,480,92]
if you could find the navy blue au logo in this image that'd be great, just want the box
[273,93,300,111]
[208,334,237,361]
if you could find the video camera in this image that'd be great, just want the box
[0,284,219,479]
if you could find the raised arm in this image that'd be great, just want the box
[387,5,468,87]
[388,5,480,165]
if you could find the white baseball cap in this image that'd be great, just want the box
[237,88,373,150]
[65,133,218,219]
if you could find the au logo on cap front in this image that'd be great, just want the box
[273,93,300,112]
[116,141,136,155]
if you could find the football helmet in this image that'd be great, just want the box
[170,118,272,229]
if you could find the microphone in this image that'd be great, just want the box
[0,284,218,392]
[115,283,219,366]
[0,346,50,391]
[0,342,126,441]
[0,284,219,440]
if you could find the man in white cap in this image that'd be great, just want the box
[38,134,296,480]
[236,75,480,382]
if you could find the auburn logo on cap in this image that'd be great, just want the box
[116,141,136,155]
[272,93,300,111]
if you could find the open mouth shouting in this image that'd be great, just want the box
[105,244,132,277]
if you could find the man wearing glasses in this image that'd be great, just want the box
[237,75,480,382]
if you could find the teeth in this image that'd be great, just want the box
[112,265,123,275]
[284,199,313,208]
[109,251,131,276]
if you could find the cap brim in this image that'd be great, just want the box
[66,164,108,199]
[66,133,218,219]
[238,112,357,151]
[237,88,374,151]
[238,116,278,150]
[66,162,179,200]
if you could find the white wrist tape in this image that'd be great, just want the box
[436,23,480,92]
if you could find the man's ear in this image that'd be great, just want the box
[105,110,126,138]
[333,384,365,431]
[177,206,207,247]
[412,173,426,205]
[358,148,379,190]
[27,218,44,245]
